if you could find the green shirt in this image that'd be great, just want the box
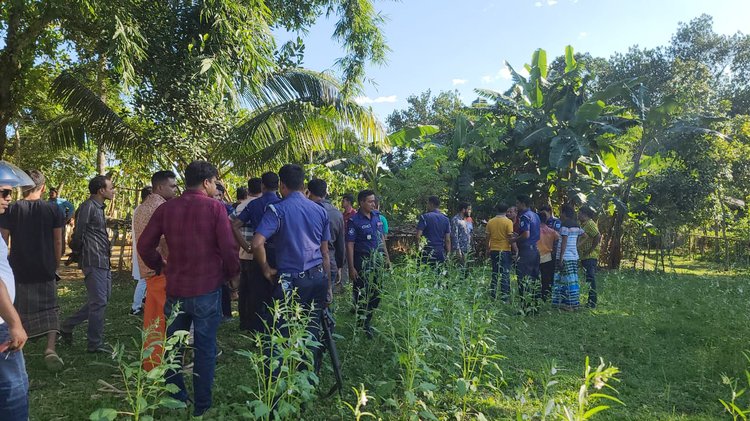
[577,219,600,260]
[379,214,389,234]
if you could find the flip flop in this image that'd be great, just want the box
[44,352,64,372]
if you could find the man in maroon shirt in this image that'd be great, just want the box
[137,160,239,418]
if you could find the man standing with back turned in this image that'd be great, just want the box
[510,195,541,309]
[61,175,115,353]
[252,164,331,360]
[138,161,239,418]
[416,196,451,265]
[0,170,65,371]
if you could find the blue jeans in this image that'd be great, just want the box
[581,258,598,307]
[164,288,222,416]
[131,278,147,312]
[489,251,512,301]
[0,323,29,421]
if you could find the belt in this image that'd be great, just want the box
[279,264,324,279]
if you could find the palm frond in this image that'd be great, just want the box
[50,72,140,151]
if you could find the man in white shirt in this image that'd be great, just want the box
[0,170,30,420]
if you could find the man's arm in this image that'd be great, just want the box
[444,233,451,255]
[231,218,251,253]
[346,241,357,280]
[0,280,27,350]
[53,227,63,269]
[251,233,275,284]
[216,207,240,287]
[334,221,345,269]
[321,241,332,305]
[137,207,165,274]
[69,204,89,251]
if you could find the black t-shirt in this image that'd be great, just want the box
[0,199,64,283]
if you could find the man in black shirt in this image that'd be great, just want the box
[0,170,65,371]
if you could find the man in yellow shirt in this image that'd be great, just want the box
[578,207,601,308]
[486,203,515,302]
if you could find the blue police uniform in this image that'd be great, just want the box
[346,210,386,329]
[517,208,541,303]
[417,210,451,263]
[255,190,331,310]
[232,191,281,333]
[547,216,562,232]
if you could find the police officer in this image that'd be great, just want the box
[346,190,390,338]
[231,172,280,333]
[416,195,451,265]
[251,164,331,349]
[510,194,541,308]
[307,179,345,296]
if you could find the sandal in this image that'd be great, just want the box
[44,352,64,372]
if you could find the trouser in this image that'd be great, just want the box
[581,258,598,307]
[516,245,541,304]
[131,277,147,312]
[540,260,555,301]
[164,288,222,417]
[489,250,512,300]
[143,274,166,371]
[268,265,327,374]
[62,266,111,349]
[239,260,274,333]
[220,284,232,318]
[0,323,29,421]
[352,254,383,327]
[420,247,445,266]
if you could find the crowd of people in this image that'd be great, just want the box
[0,160,602,419]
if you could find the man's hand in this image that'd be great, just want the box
[326,286,333,307]
[8,323,27,351]
[349,267,358,281]
[263,267,278,284]
[229,274,240,290]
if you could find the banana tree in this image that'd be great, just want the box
[604,84,730,268]
[476,46,637,205]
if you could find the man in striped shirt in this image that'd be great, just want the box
[61,175,115,353]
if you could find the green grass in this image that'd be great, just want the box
[25,259,750,420]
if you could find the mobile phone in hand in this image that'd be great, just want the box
[0,341,11,353]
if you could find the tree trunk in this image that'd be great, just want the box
[95,55,107,175]
[606,130,650,269]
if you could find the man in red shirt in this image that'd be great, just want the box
[138,161,239,418]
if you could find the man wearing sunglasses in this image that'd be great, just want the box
[0,165,31,420]
[61,175,116,354]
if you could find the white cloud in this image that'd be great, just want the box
[499,67,512,80]
[578,31,588,39]
[547,0,558,5]
[534,1,542,6]
[481,65,514,85]
[354,95,397,105]
[452,78,468,86]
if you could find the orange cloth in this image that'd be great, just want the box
[142,274,166,371]
[538,224,560,259]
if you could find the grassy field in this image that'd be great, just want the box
[24,258,750,420]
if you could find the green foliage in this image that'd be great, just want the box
[89,308,190,421]
[235,293,320,421]
[720,351,750,420]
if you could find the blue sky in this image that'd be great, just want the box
[278,0,750,122]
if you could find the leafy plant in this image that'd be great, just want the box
[89,311,190,421]
[720,351,750,420]
[235,293,320,420]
